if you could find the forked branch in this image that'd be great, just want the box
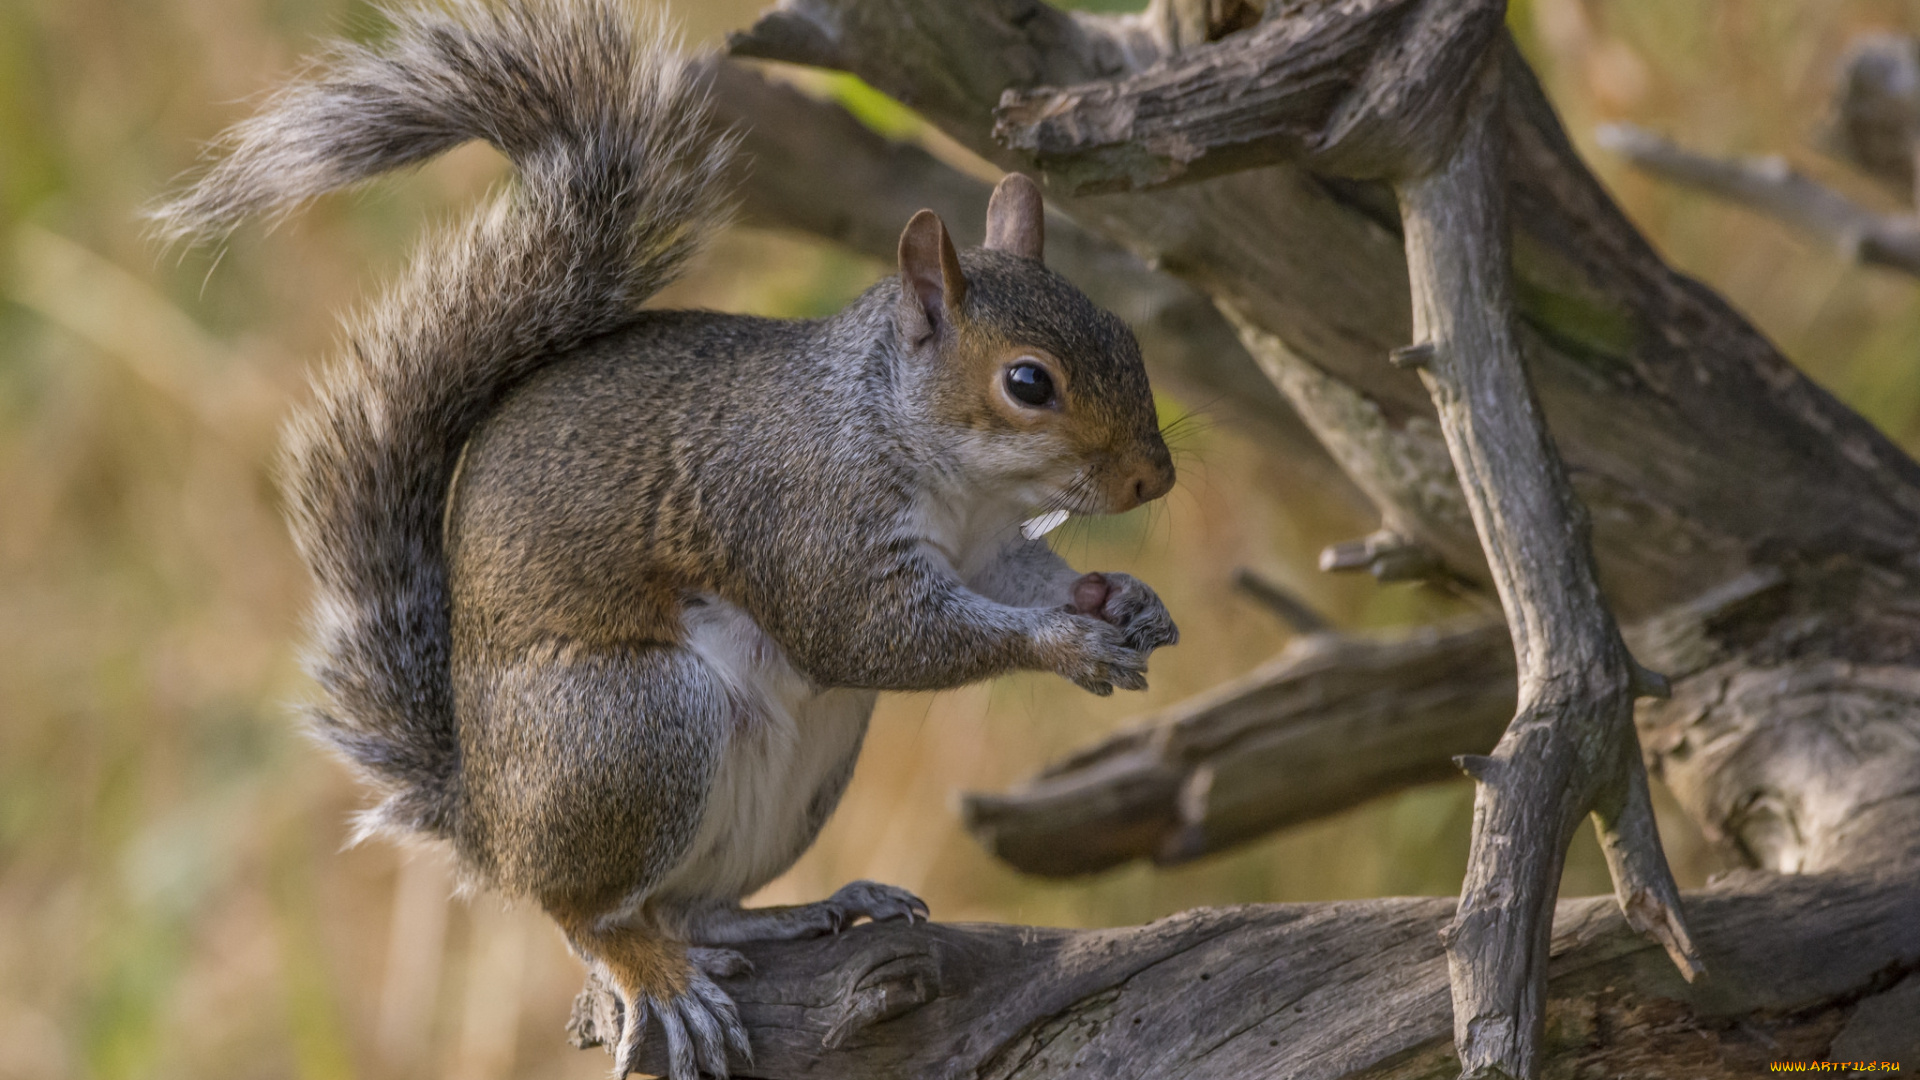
[985,7,1701,1076]
[1400,55,1698,1078]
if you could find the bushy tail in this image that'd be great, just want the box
[154,0,733,841]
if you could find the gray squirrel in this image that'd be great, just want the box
[155,0,1178,1076]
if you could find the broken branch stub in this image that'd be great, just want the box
[992,0,1505,193]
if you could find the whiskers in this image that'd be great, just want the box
[1157,404,1212,467]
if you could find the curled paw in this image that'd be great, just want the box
[1069,572,1179,654]
[818,879,930,933]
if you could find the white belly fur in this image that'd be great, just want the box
[649,596,877,906]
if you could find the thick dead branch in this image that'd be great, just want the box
[993,0,1505,190]
[960,620,1513,875]
[712,1,1920,1074]
[1596,123,1920,278]
[574,868,1920,1079]
[1626,564,1920,874]
[975,563,1920,887]
[985,8,1706,1070]
[1393,56,1696,1078]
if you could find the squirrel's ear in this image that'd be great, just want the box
[897,209,967,346]
[984,173,1044,261]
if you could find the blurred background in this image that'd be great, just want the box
[4,0,1919,1076]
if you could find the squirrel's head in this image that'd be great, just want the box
[891,174,1174,518]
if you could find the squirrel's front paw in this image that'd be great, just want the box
[1069,572,1179,654]
[1044,612,1149,696]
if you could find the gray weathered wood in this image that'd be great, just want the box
[668,1,1920,1074]
[575,867,1920,1078]
[1392,52,1696,1079]
[1828,33,1920,204]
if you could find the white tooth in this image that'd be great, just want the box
[1021,509,1070,540]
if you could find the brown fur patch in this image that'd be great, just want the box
[552,906,693,1001]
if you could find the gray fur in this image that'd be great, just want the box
[154,0,733,842]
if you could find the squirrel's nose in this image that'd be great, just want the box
[1121,456,1176,509]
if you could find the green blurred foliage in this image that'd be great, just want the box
[3,0,1916,1077]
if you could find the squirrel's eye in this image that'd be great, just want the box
[1005,361,1056,408]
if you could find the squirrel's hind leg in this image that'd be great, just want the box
[459,642,749,1077]
[556,910,751,1080]
[684,879,930,944]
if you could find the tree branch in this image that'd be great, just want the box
[960,620,1513,875]
[1390,51,1696,1078]
[1828,32,1920,204]
[1595,123,1920,278]
[574,868,1920,1079]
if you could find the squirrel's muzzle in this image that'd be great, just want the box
[1109,442,1175,512]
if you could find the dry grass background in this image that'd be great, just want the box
[5,0,1920,1076]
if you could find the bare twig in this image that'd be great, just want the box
[1317,527,1446,582]
[1597,122,1920,278]
[1827,32,1920,204]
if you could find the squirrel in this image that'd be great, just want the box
[155,0,1178,1076]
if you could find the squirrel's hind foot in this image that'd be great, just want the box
[563,924,750,1079]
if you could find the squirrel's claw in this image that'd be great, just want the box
[594,965,748,1080]
[823,880,930,932]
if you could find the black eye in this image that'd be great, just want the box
[1005,361,1056,408]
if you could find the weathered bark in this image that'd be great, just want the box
[1393,54,1696,1077]
[726,0,1920,871]
[577,867,1920,1078]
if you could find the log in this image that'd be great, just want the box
[575,867,1920,1078]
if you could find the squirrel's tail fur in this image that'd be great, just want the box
[154,0,733,842]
